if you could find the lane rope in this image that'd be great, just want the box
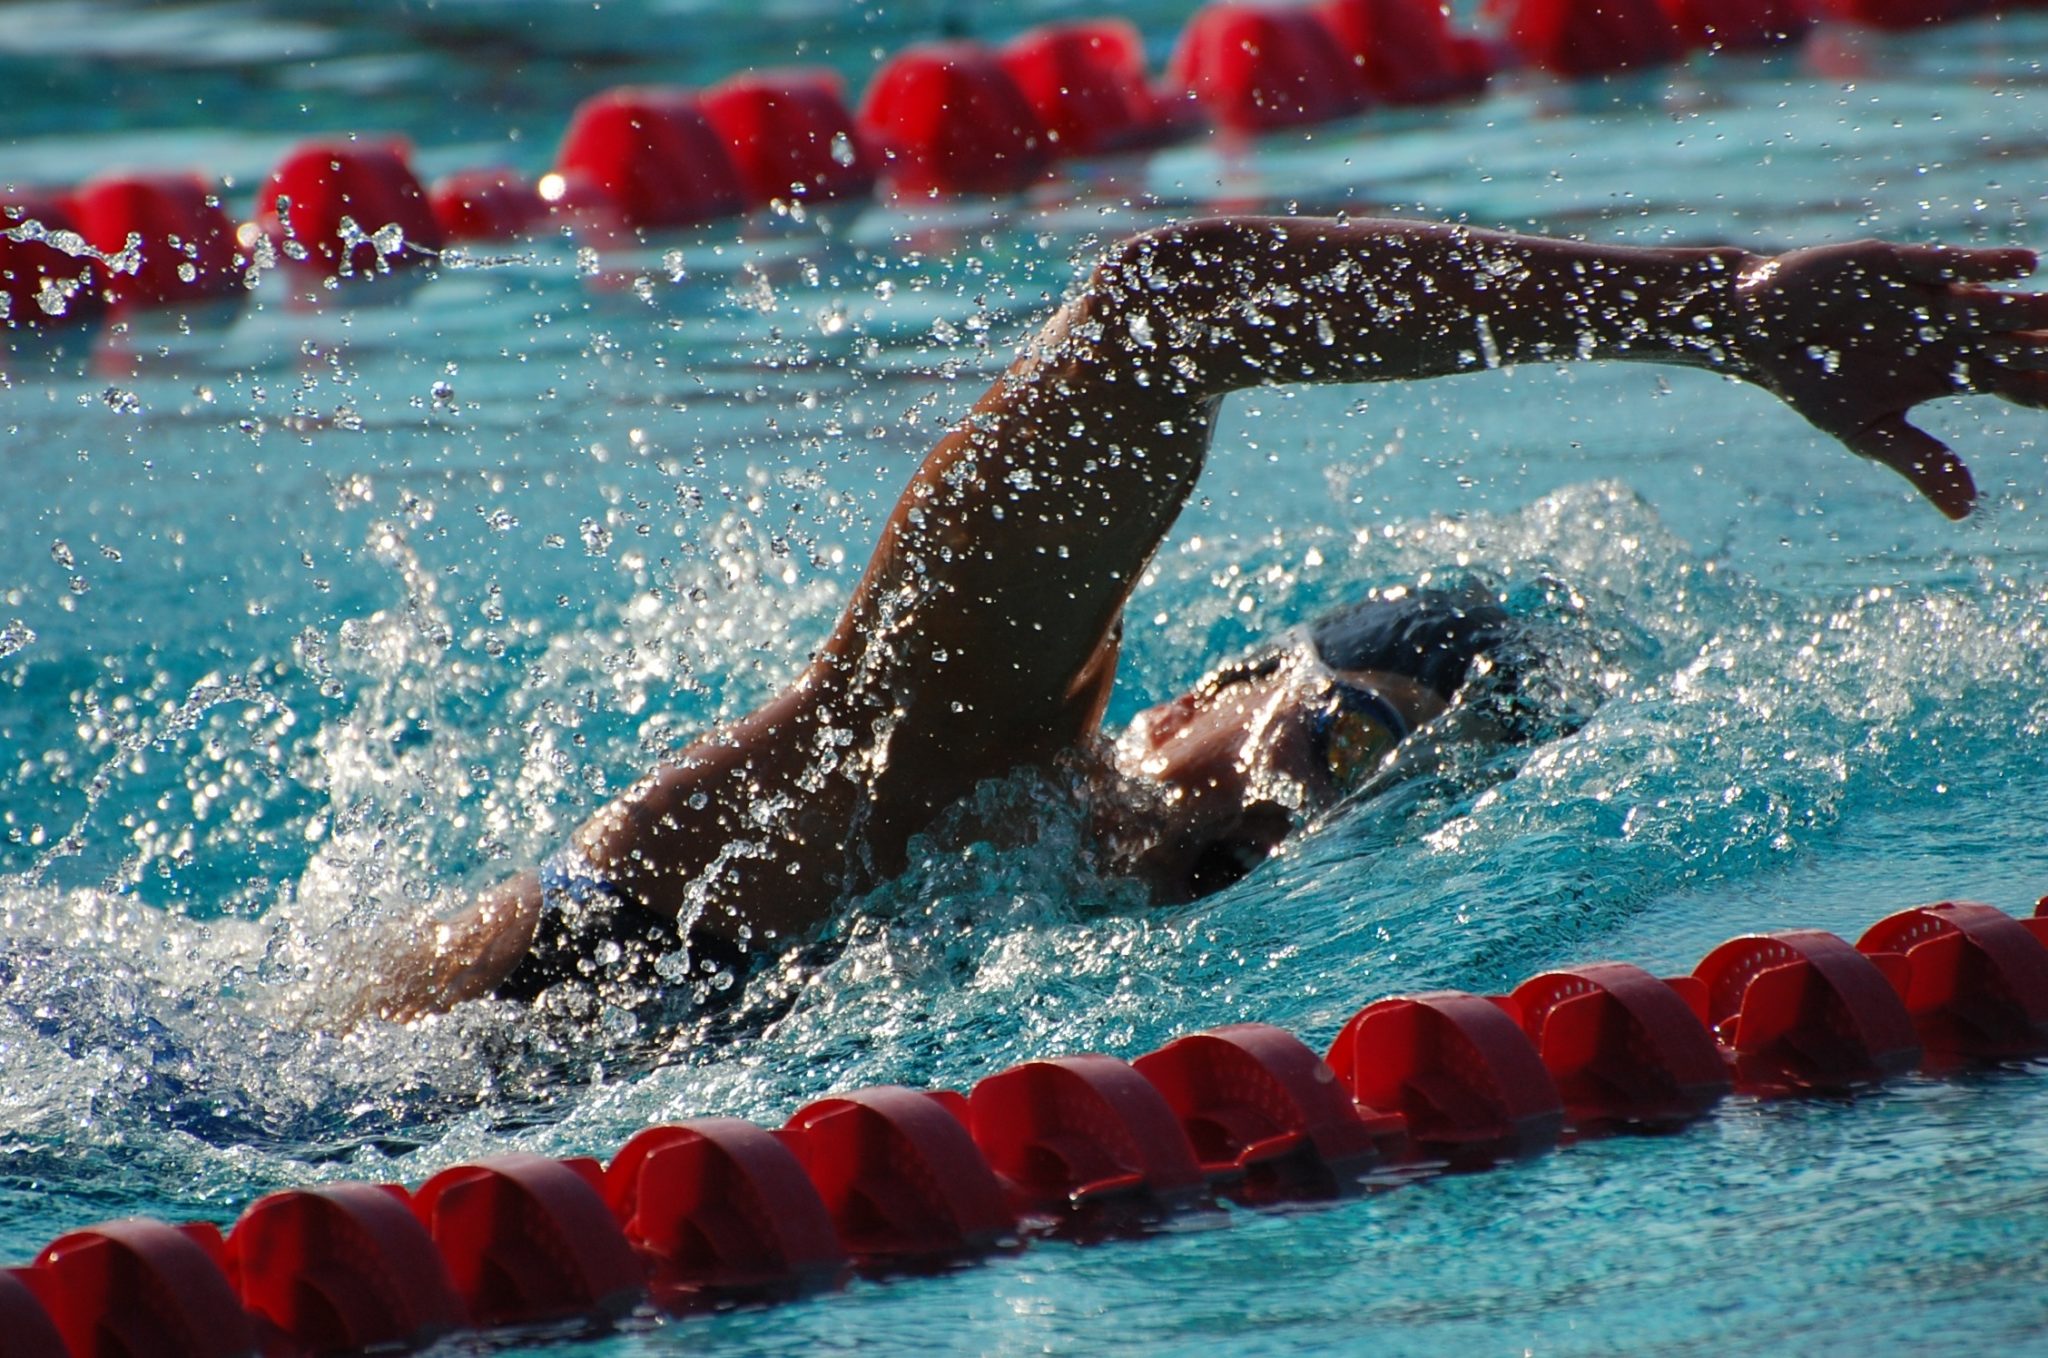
[7,896,2047,1356]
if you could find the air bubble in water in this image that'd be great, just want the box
[830,131,856,167]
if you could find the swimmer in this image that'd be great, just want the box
[357,217,2048,1023]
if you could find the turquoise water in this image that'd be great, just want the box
[5,3,2048,1353]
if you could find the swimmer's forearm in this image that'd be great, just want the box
[346,871,542,1023]
[1085,217,1758,397]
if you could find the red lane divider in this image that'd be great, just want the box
[1487,0,1690,77]
[554,88,750,234]
[255,141,444,283]
[1510,962,1731,1131]
[1168,3,1370,135]
[999,21,1194,157]
[8,899,2048,1353]
[1695,930,1922,1094]
[2,191,104,336]
[5,3,2023,335]
[1806,0,1994,27]
[429,167,548,244]
[1859,902,2048,1062]
[858,42,1055,197]
[967,1054,1210,1219]
[1315,0,1495,105]
[702,69,878,211]
[1326,990,1566,1164]
[409,1155,646,1330]
[69,172,245,312]
[25,1219,255,1358]
[225,1182,464,1355]
[1132,1022,1393,1198]
[603,1118,845,1308]
[781,1085,1016,1267]
[0,1270,68,1358]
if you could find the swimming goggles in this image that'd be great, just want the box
[1305,666,1411,791]
[1194,644,1412,792]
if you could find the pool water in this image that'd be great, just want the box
[5,3,2048,1353]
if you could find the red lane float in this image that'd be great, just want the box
[225,1182,464,1354]
[603,1119,845,1307]
[1326,990,1565,1164]
[409,1155,645,1329]
[781,1085,1015,1267]
[702,69,877,209]
[1511,962,1730,1130]
[69,172,244,311]
[1658,0,1810,49]
[999,21,1191,157]
[26,1219,255,1358]
[1,191,103,334]
[8,900,2048,1354]
[0,1270,67,1358]
[1133,1022,1391,1197]
[256,141,443,282]
[968,1054,1209,1219]
[554,88,748,232]
[1169,3,1369,134]
[1803,0,1991,26]
[429,167,547,243]
[859,43,1054,197]
[1314,0,1494,105]
[1489,0,1689,77]
[1695,930,1921,1093]
[1859,902,2048,1061]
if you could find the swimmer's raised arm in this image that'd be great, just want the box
[1067,220,2047,515]
[830,219,2048,767]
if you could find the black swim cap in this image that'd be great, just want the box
[1304,581,1516,701]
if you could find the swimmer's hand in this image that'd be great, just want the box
[1734,241,2048,519]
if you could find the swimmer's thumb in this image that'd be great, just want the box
[1847,417,1977,520]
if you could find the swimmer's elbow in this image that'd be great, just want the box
[1089,220,1256,308]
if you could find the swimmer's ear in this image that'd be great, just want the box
[1846,416,1976,521]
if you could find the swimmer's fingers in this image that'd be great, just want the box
[1892,243,2039,287]
[1843,416,1976,521]
[1941,284,2048,332]
[1975,365,2048,410]
[1984,334,2048,371]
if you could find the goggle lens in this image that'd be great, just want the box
[1319,699,1400,787]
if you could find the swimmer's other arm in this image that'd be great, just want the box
[346,872,541,1023]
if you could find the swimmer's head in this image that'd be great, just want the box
[1115,584,1514,901]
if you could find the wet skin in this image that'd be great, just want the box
[358,217,2048,1021]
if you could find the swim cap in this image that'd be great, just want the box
[1304,581,1516,700]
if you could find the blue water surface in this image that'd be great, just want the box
[4,3,2048,1354]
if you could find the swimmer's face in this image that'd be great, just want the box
[1117,647,1437,900]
